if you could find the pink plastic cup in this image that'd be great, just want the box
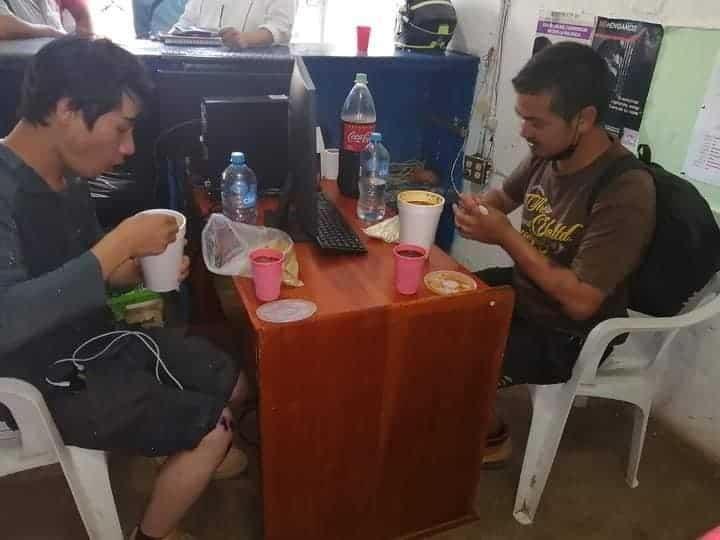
[357,25,371,53]
[394,244,427,295]
[699,526,720,540]
[250,248,284,302]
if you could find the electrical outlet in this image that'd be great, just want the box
[463,153,492,185]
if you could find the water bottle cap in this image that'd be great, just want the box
[370,132,382,143]
[354,73,368,85]
[230,152,245,165]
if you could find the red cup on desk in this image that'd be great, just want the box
[357,25,371,54]
[250,248,284,302]
[394,244,427,295]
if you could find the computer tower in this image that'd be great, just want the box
[201,95,289,195]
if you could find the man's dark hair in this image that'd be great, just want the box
[512,41,611,124]
[18,36,153,129]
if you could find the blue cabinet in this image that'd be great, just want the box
[303,49,479,250]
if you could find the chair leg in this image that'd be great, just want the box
[59,447,124,540]
[626,402,650,489]
[513,386,575,525]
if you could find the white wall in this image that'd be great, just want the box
[450,0,720,463]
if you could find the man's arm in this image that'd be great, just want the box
[62,0,93,36]
[219,26,273,49]
[106,259,143,289]
[259,0,295,45]
[498,226,605,320]
[455,196,605,320]
[475,187,521,215]
[0,199,107,354]
[454,170,656,321]
[0,13,65,39]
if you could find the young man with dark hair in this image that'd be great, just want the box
[0,37,248,540]
[453,42,656,465]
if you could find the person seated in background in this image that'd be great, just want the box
[453,42,656,467]
[172,0,295,49]
[0,36,250,540]
[0,0,92,40]
[132,0,187,39]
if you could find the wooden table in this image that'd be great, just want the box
[196,182,514,539]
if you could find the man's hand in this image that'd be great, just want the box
[453,193,514,245]
[116,213,180,258]
[219,27,248,50]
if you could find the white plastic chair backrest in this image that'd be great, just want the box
[570,274,720,387]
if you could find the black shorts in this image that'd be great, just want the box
[477,267,622,388]
[43,328,238,457]
[477,267,584,388]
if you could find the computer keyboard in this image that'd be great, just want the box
[315,192,367,254]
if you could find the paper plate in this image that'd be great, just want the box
[424,270,478,296]
[256,299,317,323]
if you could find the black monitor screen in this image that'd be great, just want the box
[268,56,318,240]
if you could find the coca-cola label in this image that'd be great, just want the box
[342,122,376,153]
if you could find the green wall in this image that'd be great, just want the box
[640,27,720,210]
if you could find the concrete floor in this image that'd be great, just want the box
[1,386,718,540]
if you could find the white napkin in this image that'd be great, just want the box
[362,215,399,244]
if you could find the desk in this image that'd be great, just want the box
[205,182,514,539]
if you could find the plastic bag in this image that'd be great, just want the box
[202,213,303,287]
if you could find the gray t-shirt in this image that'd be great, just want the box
[0,143,106,358]
[0,0,64,30]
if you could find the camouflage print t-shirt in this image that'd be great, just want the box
[502,139,656,334]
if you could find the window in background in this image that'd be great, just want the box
[292,0,403,50]
[89,0,135,42]
[323,0,400,50]
[292,0,325,44]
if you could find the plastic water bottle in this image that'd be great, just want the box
[338,73,377,198]
[221,152,257,224]
[357,132,389,222]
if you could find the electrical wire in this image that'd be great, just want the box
[46,331,184,390]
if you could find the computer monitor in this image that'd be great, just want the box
[266,56,319,241]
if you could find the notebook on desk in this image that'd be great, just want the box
[158,28,223,47]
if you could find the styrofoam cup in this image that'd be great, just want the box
[322,148,339,180]
[137,209,186,293]
[397,190,445,253]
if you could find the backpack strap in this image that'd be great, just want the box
[586,154,649,214]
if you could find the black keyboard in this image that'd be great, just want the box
[315,193,367,254]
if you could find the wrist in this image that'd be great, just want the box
[497,222,518,248]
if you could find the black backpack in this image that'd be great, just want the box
[590,145,720,316]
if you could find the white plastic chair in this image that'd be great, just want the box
[0,378,123,540]
[513,279,720,525]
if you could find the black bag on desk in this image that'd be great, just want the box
[395,0,457,52]
[589,145,720,316]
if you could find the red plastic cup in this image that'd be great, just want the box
[357,25,371,53]
[250,248,284,302]
[393,244,427,295]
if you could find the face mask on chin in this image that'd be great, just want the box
[548,115,581,164]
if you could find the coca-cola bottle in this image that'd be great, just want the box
[338,73,376,198]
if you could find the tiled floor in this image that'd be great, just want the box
[2,387,719,539]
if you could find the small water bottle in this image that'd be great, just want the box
[221,152,257,224]
[357,132,389,222]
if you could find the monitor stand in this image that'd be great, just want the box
[264,205,315,243]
